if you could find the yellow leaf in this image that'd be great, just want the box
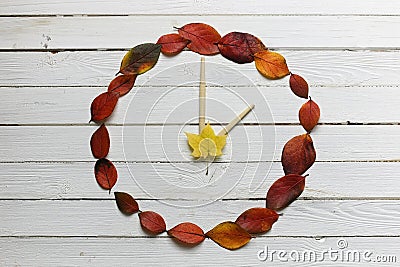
[185,123,227,159]
[254,50,290,79]
[206,221,251,250]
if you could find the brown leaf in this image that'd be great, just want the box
[217,32,266,64]
[266,174,307,210]
[289,74,309,99]
[114,192,139,215]
[281,134,316,175]
[108,74,136,96]
[206,221,251,250]
[299,98,320,132]
[90,91,119,122]
[119,43,161,75]
[254,50,290,79]
[177,23,221,55]
[235,207,279,234]
[94,158,118,191]
[167,222,205,245]
[90,124,110,159]
[157,33,190,56]
[139,211,166,235]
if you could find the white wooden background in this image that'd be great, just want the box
[1,1,400,266]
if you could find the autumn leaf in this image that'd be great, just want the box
[289,74,309,99]
[90,91,119,122]
[167,222,205,245]
[139,211,166,235]
[235,207,279,234]
[90,124,110,159]
[94,158,118,191]
[114,192,139,215]
[119,43,161,75]
[108,74,136,96]
[266,174,307,210]
[177,23,221,55]
[185,123,227,159]
[217,32,266,64]
[299,98,320,132]
[157,33,190,56]
[281,134,316,175]
[254,50,290,79]
[206,221,251,250]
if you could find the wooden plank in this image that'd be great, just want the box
[0,162,399,199]
[1,125,399,162]
[1,16,400,49]
[1,0,399,15]
[0,51,399,87]
[1,86,399,124]
[1,199,400,237]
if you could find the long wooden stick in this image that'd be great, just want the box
[218,104,255,136]
[199,57,206,133]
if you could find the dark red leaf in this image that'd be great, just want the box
[217,32,266,64]
[167,222,205,245]
[266,174,307,210]
[139,211,166,235]
[94,158,118,191]
[299,98,320,132]
[90,124,110,159]
[289,74,309,99]
[114,192,139,215]
[235,207,279,234]
[90,91,119,122]
[177,23,221,55]
[157,33,190,56]
[108,75,136,96]
[119,43,161,75]
[281,134,316,175]
[206,221,251,250]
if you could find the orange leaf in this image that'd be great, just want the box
[177,23,221,55]
[299,98,320,132]
[266,174,307,210]
[90,124,110,159]
[139,211,166,235]
[254,50,290,79]
[90,91,119,122]
[281,134,316,175]
[114,192,139,215]
[157,33,190,56]
[94,158,118,191]
[167,222,205,245]
[289,74,309,99]
[206,221,251,250]
[120,43,161,75]
[217,32,266,64]
[108,75,136,97]
[235,207,279,234]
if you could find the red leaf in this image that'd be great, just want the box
[119,43,161,75]
[167,222,205,245]
[206,221,251,250]
[217,32,266,64]
[90,91,119,122]
[289,74,309,99]
[139,211,166,235]
[299,98,320,132]
[281,134,316,175]
[157,33,190,56]
[90,124,110,159]
[177,23,221,55]
[266,174,307,210]
[108,75,136,97]
[235,207,279,234]
[114,192,139,215]
[94,158,118,191]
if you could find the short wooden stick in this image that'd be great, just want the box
[218,104,255,136]
[199,57,206,133]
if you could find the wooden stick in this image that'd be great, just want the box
[218,104,255,136]
[199,57,206,133]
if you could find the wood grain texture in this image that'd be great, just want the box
[1,125,400,162]
[1,16,399,49]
